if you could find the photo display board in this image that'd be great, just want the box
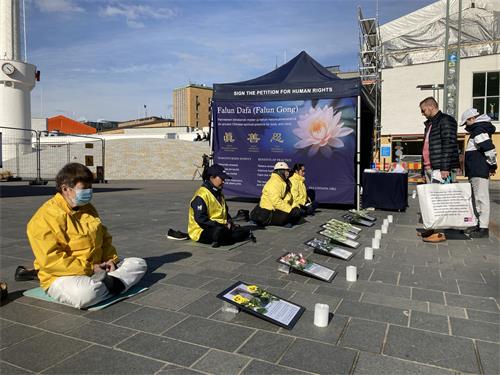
[305,238,354,260]
[217,281,304,329]
[320,223,359,240]
[341,213,375,227]
[326,218,362,234]
[319,229,360,248]
[349,209,377,222]
[277,252,336,282]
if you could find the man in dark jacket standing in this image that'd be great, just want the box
[460,108,497,238]
[419,97,460,242]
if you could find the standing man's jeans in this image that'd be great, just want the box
[469,177,490,229]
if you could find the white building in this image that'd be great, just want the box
[379,0,499,179]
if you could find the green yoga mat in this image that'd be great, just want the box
[187,239,251,251]
[23,285,148,311]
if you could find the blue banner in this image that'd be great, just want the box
[213,98,357,204]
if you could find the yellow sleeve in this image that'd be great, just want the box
[290,180,301,208]
[267,180,293,213]
[100,224,119,264]
[27,214,93,277]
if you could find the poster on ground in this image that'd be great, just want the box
[213,98,357,204]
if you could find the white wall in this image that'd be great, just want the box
[381,54,500,136]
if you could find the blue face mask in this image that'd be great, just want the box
[74,188,93,206]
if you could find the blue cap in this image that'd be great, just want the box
[206,164,231,180]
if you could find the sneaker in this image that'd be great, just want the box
[469,228,489,238]
[166,229,189,240]
[422,232,446,243]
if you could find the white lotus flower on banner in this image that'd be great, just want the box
[293,106,353,158]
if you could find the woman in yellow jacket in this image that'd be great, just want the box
[250,162,302,227]
[26,163,147,309]
[289,163,318,215]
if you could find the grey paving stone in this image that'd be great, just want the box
[0,323,43,349]
[339,318,386,353]
[445,292,499,312]
[361,293,428,313]
[369,269,399,284]
[199,278,236,293]
[43,345,164,374]
[313,286,362,302]
[410,311,449,334]
[113,306,186,334]
[466,309,500,324]
[399,274,459,293]
[412,288,445,304]
[458,280,499,298]
[336,300,408,325]
[162,273,214,288]
[450,317,500,342]
[157,365,205,375]
[192,350,250,374]
[179,292,223,317]
[117,332,208,367]
[0,361,32,374]
[237,331,294,362]
[236,274,289,289]
[284,311,349,345]
[85,301,142,323]
[136,284,207,311]
[349,280,411,299]
[240,360,310,375]
[291,290,343,312]
[35,314,90,334]
[163,316,254,351]
[353,351,454,375]
[279,338,357,375]
[384,325,479,373]
[0,332,90,372]
[440,269,485,283]
[66,320,136,347]
[210,309,280,332]
[476,340,500,375]
[283,280,319,293]
[428,303,467,318]
[0,302,59,325]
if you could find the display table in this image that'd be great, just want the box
[362,171,408,211]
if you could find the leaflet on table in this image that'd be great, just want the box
[326,219,362,234]
[217,281,304,329]
[304,238,354,260]
[319,229,360,248]
[349,209,377,222]
[341,214,375,227]
[277,252,336,282]
[321,224,359,240]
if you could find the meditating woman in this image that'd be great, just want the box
[289,163,318,215]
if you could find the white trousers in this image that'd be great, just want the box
[47,257,147,309]
[469,177,490,228]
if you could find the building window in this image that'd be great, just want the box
[472,71,499,121]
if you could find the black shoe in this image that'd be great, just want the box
[212,242,220,248]
[469,228,489,238]
[249,233,257,243]
[0,281,7,303]
[167,229,189,240]
[15,266,38,281]
[233,209,250,222]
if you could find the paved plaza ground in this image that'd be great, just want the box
[0,180,499,374]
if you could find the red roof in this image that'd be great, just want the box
[48,115,97,134]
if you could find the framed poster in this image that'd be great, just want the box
[349,209,377,222]
[341,214,375,227]
[304,238,354,261]
[217,281,304,329]
[277,252,336,282]
[321,223,359,240]
[326,218,362,234]
[319,229,360,248]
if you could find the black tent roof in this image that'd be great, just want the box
[213,51,360,101]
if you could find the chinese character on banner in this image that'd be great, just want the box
[270,132,284,143]
[224,132,235,143]
[247,133,261,143]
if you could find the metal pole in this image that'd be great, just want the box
[456,0,462,114]
[443,0,451,112]
[356,95,361,211]
[36,131,41,182]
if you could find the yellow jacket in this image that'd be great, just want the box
[289,173,308,206]
[259,173,294,213]
[188,186,227,241]
[27,193,119,290]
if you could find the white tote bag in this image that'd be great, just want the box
[417,183,477,230]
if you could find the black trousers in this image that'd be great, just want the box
[250,205,302,227]
[198,225,251,246]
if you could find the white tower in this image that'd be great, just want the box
[0,0,36,163]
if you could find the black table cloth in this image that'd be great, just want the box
[362,172,408,211]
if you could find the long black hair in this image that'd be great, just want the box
[292,163,304,173]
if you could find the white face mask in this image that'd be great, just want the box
[72,188,93,206]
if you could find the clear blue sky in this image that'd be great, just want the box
[27,0,435,122]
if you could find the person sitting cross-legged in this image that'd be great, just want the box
[27,163,147,309]
[289,163,318,216]
[188,164,253,247]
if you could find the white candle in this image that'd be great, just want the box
[388,215,393,223]
[314,303,329,327]
[372,237,380,249]
[383,219,389,227]
[381,225,388,234]
[364,247,373,260]
[375,229,382,239]
[346,266,357,282]
[412,191,417,199]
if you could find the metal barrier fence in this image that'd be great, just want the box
[0,127,105,183]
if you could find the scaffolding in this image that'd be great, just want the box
[358,6,381,163]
